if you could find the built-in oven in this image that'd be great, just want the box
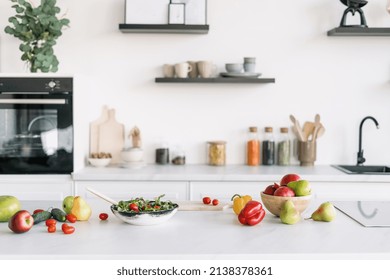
[0,77,73,174]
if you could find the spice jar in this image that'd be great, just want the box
[277,127,291,166]
[155,141,169,165]
[262,127,275,165]
[207,141,226,166]
[246,127,260,166]
[171,146,186,165]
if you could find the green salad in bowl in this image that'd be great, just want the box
[111,195,179,225]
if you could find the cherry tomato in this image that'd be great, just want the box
[66,213,77,223]
[154,205,161,210]
[99,213,109,220]
[129,203,139,212]
[45,218,57,227]
[61,223,75,234]
[33,209,44,214]
[47,225,56,233]
[212,199,219,206]
[202,197,211,205]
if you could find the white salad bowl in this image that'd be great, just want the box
[110,203,179,226]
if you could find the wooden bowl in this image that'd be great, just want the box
[260,192,312,217]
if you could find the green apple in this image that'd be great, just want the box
[62,196,75,214]
[287,180,311,196]
[0,195,21,222]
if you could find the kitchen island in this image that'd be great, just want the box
[1,200,390,260]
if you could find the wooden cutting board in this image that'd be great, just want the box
[90,106,109,155]
[98,109,125,164]
[176,201,231,211]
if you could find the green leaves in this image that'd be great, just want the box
[5,0,70,73]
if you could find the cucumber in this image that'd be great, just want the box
[51,208,67,222]
[32,210,52,224]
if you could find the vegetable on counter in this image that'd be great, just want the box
[62,223,75,234]
[231,194,252,215]
[238,200,265,226]
[117,194,176,213]
[32,210,52,224]
[202,197,211,205]
[99,213,108,220]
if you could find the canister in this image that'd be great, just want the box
[207,141,226,166]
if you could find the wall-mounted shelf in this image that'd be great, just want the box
[155,77,276,84]
[119,24,209,34]
[328,27,390,36]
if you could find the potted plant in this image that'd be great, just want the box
[4,0,70,73]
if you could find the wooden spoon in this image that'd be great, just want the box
[86,187,118,205]
[302,122,314,142]
[311,114,322,141]
[289,115,304,141]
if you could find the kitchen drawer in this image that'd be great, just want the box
[75,181,189,202]
[190,182,263,202]
[0,175,73,201]
[311,182,390,201]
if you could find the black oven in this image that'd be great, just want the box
[0,77,73,174]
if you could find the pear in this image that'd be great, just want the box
[62,196,74,214]
[280,200,300,225]
[311,202,336,222]
[287,180,311,196]
[70,196,92,221]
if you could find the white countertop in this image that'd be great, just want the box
[72,164,390,182]
[1,200,390,260]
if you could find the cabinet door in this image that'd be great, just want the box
[0,176,73,201]
[312,182,390,201]
[190,182,263,202]
[75,181,189,202]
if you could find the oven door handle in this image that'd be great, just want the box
[0,99,66,104]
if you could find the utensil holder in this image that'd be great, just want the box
[298,141,316,166]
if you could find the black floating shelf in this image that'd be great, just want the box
[155,77,276,84]
[328,27,390,36]
[119,24,209,34]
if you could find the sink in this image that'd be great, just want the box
[333,165,390,175]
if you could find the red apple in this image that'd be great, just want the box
[263,182,280,195]
[8,210,34,234]
[274,186,295,197]
[280,174,301,186]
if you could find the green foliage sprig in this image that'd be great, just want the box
[4,0,70,72]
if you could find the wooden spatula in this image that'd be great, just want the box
[302,122,314,142]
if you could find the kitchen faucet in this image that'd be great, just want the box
[357,116,379,165]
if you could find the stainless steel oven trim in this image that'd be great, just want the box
[0,99,66,104]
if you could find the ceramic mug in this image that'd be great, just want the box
[197,61,217,78]
[163,64,175,78]
[187,61,199,78]
[174,62,192,78]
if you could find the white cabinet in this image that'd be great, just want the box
[0,175,73,201]
[75,181,189,202]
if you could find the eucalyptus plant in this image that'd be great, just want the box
[4,0,70,72]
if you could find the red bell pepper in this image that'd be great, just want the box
[238,200,266,226]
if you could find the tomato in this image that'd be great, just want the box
[45,218,57,227]
[66,213,77,223]
[212,199,219,206]
[99,213,108,220]
[61,223,75,234]
[129,203,139,212]
[33,209,44,214]
[154,205,161,210]
[202,197,211,205]
[47,225,56,233]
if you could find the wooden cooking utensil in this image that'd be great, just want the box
[311,114,322,141]
[302,121,314,142]
[289,115,304,141]
[86,187,119,205]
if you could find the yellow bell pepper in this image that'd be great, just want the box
[231,194,252,215]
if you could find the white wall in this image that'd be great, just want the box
[1,0,390,170]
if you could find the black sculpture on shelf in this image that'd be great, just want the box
[339,0,368,28]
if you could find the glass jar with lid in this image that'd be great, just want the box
[262,127,275,165]
[207,141,226,166]
[246,126,260,166]
[277,127,291,166]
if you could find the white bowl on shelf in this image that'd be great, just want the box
[121,148,144,162]
[88,158,111,167]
